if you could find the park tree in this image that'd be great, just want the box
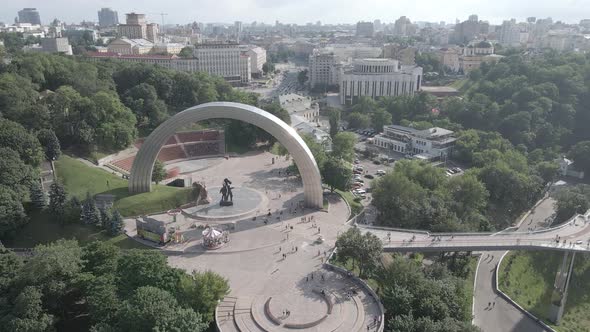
[321,157,353,192]
[1,286,54,332]
[335,228,382,278]
[81,193,102,225]
[351,96,378,114]
[122,83,168,129]
[114,286,207,332]
[30,180,47,210]
[0,186,28,239]
[99,208,113,232]
[553,185,590,223]
[371,108,392,132]
[109,210,124,236]
[152,160,167,184]
[347,112,370,129]
[568,141,590,175]
[116,250,184,297]
[0,147,37,200]
[535,161,559,184]
[262,62,275,75]
[177,270,230,322]
[48,182,67,221]
[331,132,357,162]
[178,46,193,58]
[0,73,42,129]
[328,108,341,138]
[37,129,62,161]
[0,119,44,167]
[297,69,308,85]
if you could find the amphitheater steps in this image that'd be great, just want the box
[234,297,266,332]
[217,296,239,332]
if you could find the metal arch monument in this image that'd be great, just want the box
[128,102,324,208]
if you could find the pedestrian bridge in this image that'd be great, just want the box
[361,211,590,253]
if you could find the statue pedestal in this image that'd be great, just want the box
[220,201,234,207]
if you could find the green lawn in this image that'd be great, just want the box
[55,155,192,217]
[335,189,363,216]
[7,209,149,249]
[464,257,478,319]
[499,251,590,332]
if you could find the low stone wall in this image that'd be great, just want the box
[264,297,281,326]
[324,249,385,332]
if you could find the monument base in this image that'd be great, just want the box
[220,201,234,206]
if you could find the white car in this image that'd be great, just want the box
[376,170,386,176]
[353,189,366,195]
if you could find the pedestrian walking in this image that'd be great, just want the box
[279,246,281,252]
[295,246,298,252]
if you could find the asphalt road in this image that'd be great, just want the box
[473,197,556,332]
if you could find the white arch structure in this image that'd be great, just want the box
[128,102,323,208]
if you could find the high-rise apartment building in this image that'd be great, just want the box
[393,16,414,37]
[356,22,375,38]
[18,8,41,25]
[118,13,158,42]
[308,50,340,89]
[98,8,119,27]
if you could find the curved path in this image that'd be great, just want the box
[473,197,556,332]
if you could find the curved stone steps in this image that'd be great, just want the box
[350,295,366,332]
[234,297,266,332]
[217,297,239,332]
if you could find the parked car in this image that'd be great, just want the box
[452,167,462,173]
[352,183,363,189]
[353,169,363,174]
[354,189,366,195]
[354,159,360,164]
[365,174,374,179]
[376,170,386,176]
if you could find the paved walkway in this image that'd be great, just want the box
[362,208,590,253]
[473,198,556,332]
[124,152,383,332]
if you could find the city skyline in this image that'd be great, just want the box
[2,0,589,26]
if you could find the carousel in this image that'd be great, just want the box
[202,226,229,249]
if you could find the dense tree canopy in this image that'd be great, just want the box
[0,240,227,332]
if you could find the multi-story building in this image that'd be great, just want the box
[153,42,184,55]
[308,50,339,89]
[117,13,158,42]
[25,37,73,55]
[339,58,422,105]
[194,43,251,84]
[374,125,456,160]
[146,23,159,43]
[499,19,522,46]
[18,8,41,25]
[459,41,502,73]
[438,47,461,72]
[393,16,415,37]
[98,8,119,28]
[356,21,375,38]
[241,45,266,77]
[382,44,416,66]
[107,38,154,55]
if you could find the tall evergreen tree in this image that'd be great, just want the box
[48,182,67,220]
[81,192,101,225]
[110,210,124,236]
[30,180,46,209]
[100,207,113,231]
[37,129,61,161]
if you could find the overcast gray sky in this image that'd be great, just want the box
[2,0,588,25]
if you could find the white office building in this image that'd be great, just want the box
[240,45,267,76]
[374,125,456,160]
[339,59,422,105]
[194,43,251,84]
